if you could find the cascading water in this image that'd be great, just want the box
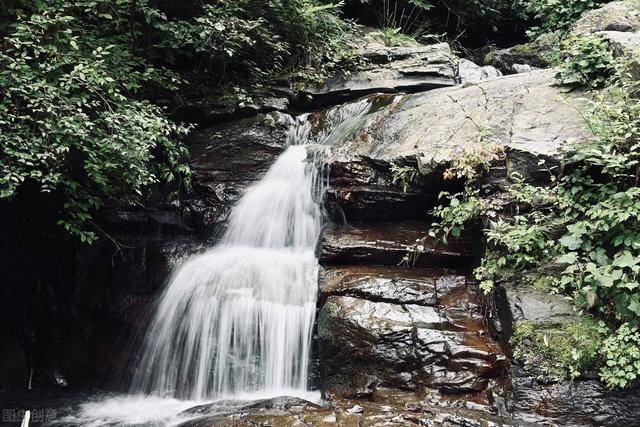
[129,97,386,402]
[130,145,324,399]
[50,96,394,426]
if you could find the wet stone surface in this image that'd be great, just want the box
[316,262,507,398]
[179,389,527,427]
[319,222,477,269]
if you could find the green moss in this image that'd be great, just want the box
[317,301,340,340]
[512,319,602,382]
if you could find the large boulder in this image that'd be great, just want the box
[330,69,592,185]
[484,33,558,74]
[303,37,457,109]
[571,0,640,36]
[319,222,476,269]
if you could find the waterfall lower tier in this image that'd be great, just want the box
[130,146,323,400]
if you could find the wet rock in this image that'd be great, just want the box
[319,222,476,269]
[318,265,465,306]
[317,264,507,399]
[324,156,450,220]
[184,112,291,230]
[484,33,558,74]
[508,369,640,427]
[571,0,640,36]
[181,396,335,427]
[303,40,457,109]
[490,278,640,426]
[180,389,522,427]
[183,396,323,416]
[458,58,503,84]
[171,85,293,127]
[505,287,575,323]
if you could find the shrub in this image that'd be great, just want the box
[0,0,191,243]
[525,0,611,38]
[555,34,617,89]
[600,323,640,388]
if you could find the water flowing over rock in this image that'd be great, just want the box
[130,147,324,399]
[128,99,386,401]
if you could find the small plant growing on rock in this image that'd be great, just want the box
[600,323,640,388]
[512,319,603,381]
[555,34,617,89]
[371,27,416,46]
[391,163,420,192]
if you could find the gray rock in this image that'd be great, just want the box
[319,265,466,306]
[505,286,575,323]
[571,0,640,36]
[508,369,640,427]
[184,112,291,230]
[601,30,640,77]
[484,33,558,74]
[330,70,591,184]
[458,58,503,84]
[303,41,457,109]
[511,63,535,74]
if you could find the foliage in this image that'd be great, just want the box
[524,0,610,38]
[0,0,191,243]
[443,126,504,183]
[512,319,603,381]
[371,27,416,46]
[429,191,488,242]
[152,0,356,85]
[0,0,358,243]
[425,37,640,388]
[485,213,560,275]
[600,323,640,388]
[555,34,617,89]
[551,60,640,323]
[391,163,420,192]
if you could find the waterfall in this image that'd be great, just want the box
[129,97,386,401]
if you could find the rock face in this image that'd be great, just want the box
[179,390,523,426]
[304,39,457,109]
[183,112,292,231]
[316,220,507,399]
[331,69,591,167]
[319,222,476,269]
[490,284,640,426]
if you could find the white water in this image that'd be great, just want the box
[50,97,385,426]
[130,145,325,400]
[129,97,382,402]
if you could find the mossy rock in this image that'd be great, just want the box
[511,319,603,382]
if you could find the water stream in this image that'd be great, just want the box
[45,97,390,426]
